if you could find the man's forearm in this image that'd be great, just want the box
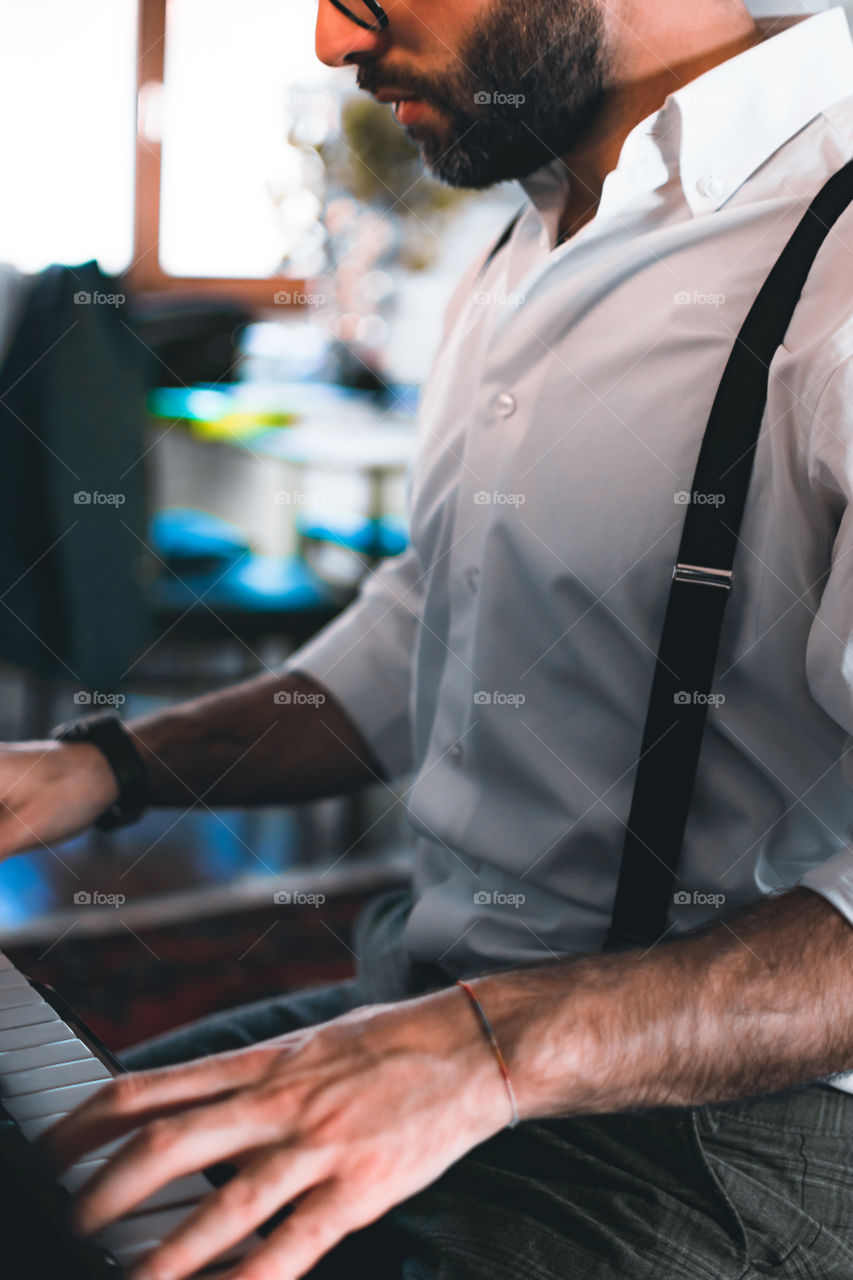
[125,670,385,807]
[467,887,853,1119]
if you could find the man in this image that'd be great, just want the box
[3,1,853,1276]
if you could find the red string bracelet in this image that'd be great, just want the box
[456,978,520,1129]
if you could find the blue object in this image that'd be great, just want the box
[153,551,339,615]
[297,512,409,559]
[384,382,420,417]
[148,385,239,423]
[150,508,250,575]
[0,852,58,928]
[148,380,381,424]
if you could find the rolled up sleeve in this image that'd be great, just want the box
[283,545,425,780]
[800,355,853,925]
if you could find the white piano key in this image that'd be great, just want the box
[0,1018,78,1052]
[60,1163,213,1215]
[0,968,31,990]
[130,1172,214,1215]
[5,1076,109,1120]
[0,999,58,1032]
[27,1125,113,1167]
[0,951,249,1268]
[17,1119,129,1162]
[99,1206,206,1256]
[0,982,43,1012]
[0,1037,94,1074]
[58,1158,110,1193]
[83,1135,134,1161]
[16,1111,72,1140]
[16,1098,207,1214]
[1,1055,111,1098]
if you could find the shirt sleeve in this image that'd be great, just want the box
[799,354,853,922]
[283,544,425,780]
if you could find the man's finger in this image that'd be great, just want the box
[125,1145,326,1280]
[39,1050,267,1170]
[71,1095,278,1237]
[220,1181,369,1280]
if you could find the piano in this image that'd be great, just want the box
[0,948,261,1277]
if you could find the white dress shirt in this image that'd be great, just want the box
[288,9,853,1003]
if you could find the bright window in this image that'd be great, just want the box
[158,0,348,279]
[0,0,138,274]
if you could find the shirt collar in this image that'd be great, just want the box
[520,6,853,222]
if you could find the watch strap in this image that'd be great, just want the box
[49,710,150,831]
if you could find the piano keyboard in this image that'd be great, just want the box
[0,949,260,1276]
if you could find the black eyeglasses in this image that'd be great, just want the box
[329,0,389,33]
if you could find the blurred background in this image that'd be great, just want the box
[0,0,849,1050]
[0,0,524,1049]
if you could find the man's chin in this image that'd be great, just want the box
[388,102,506,189]
[409,121,494,189]
[395,105,554,190]
[422,141,548,191]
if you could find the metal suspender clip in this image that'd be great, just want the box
[672,563,733,590]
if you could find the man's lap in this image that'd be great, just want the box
[121,977,360,1069]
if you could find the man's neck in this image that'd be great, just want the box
[555,10,775,246]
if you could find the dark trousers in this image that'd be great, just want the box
[123,892,853,1279]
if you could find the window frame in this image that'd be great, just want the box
[130,0,308,308]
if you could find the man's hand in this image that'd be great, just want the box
[37,890,853,1279]
[39,989,510,1280]
[0,740,118,859]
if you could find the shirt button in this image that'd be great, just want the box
[494,391,517,418]
[465,566,480,591]
[449,743,464,765]
[696,173,726,200]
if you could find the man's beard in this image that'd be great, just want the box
[356,0,610,188]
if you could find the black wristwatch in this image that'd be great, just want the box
[49,710,151,831]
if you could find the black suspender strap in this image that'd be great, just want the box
[605,157,853,952]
